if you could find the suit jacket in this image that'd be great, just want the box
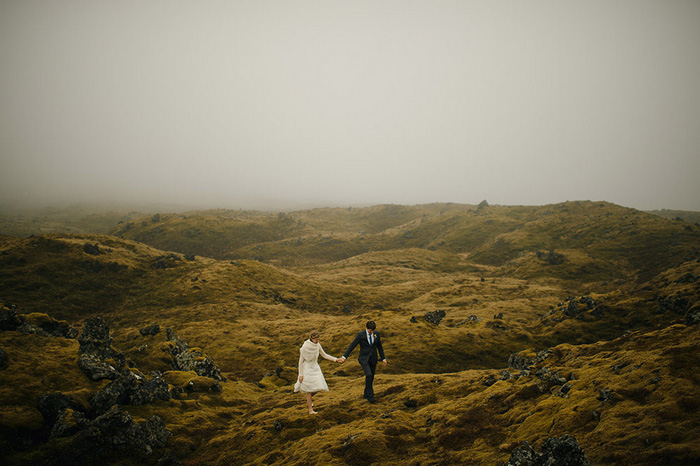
[343,330,385,364]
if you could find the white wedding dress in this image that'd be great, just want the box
[294,339,337,393]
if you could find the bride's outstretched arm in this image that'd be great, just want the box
[318,344,337,362]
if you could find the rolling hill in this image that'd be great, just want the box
[1,201,699,465]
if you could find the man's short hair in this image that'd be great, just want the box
[366,321,376,330]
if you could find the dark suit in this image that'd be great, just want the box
[343,330,385,399]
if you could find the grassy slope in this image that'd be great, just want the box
[1,201,700,465]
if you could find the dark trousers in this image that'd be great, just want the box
[360,358,377,398]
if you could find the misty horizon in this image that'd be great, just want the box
[2,1,699,212]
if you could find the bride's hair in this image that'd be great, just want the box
[309,331,320,340]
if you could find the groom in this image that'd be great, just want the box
[338,321,387,403]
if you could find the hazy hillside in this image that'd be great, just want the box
[1,201,699,465]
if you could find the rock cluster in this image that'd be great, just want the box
[165,328,224,381]
[504,434,592,466]
[0,306,78,338]
[90,370,171,416]
[78,316,126,380]
[48,406,169,464]
[508,348,553,371]
[536,250,565,265]
[423,310,446,325]
[140,323,161,336]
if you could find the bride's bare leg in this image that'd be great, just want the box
[306,393,317,414]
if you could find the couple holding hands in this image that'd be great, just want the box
[294,321,387,414]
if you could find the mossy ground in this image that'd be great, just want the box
[1,201,699,465]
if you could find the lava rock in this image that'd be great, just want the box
[424,310,446,325]
[17,313,79,338]
[139,324,161,336]
[78,316,126,380]
[0,305,22,331]
[83,243,102,255]
[685,305,700,326]
[37,392,86,427]
[51,408,89,439]
[57,406,170,464]
[90,371,171,416]
[508,349,552,371]
[536,250,565,265]
[503,441,538,466]
[165,330,224,381]
[504,434,592,466]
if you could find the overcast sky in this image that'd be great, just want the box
[1,1,699,211]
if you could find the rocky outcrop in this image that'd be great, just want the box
[685,304,700,325]
[53,406,169,464]
[164,329,224,381]
[37,392,86,428]
[140,324,161,336]
[536,250,565,265]
[0,306,78,338]
[78,316,126,380]
[504,435,592,466]
[90,370,171,416]
[83,243,102,255]
[424,310,446,325]
[508,348,552,371]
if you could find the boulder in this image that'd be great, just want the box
[50,408,89,439]
[139,324,161,336]
[504,435,592,466]
[0,305,22,331]
[83,243,102,255]
[78,316,125,380]
[18,313,78,338]
[165,330,224,381]
[424,310,446,325]
[685,304,700,326]
[37,392,86,428]
[57,406,170,463]
[90,371,171,416]
[508,348,552,371]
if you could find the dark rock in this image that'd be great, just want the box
[503,441,538,466]
[508,349,552,371]
[536,250,565,265]
[90,371,171,416]
[597,388,618,405]
[504,435,592,466]
[50,408,89,439]
[273,420,283,432]
[59,406,170,463]
[16,313,78,338]
[555,383,572,398]
[424,310,446,325]
[183,254,196,261]
[0,346,7,369]
[494,313,504,319]
[478,200,489,210]
[538,434,592,465]
[0,305,22,331]
[685,305,700,326]
[37,392,86,427]
[410,316,418,323]
[500,370,513,380]
[139,324,161,336]
[165,330,224,381]
[655,294,690,315]
[157,450,184,466]
[404,398,418,408]
[78,316,125,381]
[483,375,497,387]
[83,243,102,255]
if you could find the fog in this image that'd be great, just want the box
[1,1,699,212]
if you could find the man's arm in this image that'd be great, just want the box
[342,332,361,359]
[376,332,386,363]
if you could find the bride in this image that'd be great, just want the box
[294,330,343,414]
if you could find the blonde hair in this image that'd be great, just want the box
[309,331,320,340]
